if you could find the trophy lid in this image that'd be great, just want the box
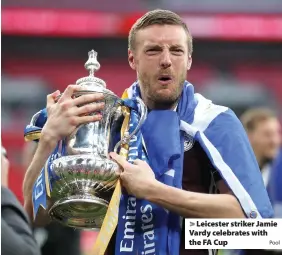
[76,50,106,88]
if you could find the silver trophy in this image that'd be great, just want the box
[48,50,147,230]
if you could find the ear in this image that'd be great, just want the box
[128,49,136,70]
[187,54,192,71]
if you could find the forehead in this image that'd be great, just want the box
[256,118,280,131]
[135,24,188,48]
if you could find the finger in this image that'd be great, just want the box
[73,93,104,106]
[46,90,60,108]
[74,115,103,126]
[58,85,83,102]
[109,152,131,169]
[74,102,105,116]
[51,90,61,100]
[133,159,144,165]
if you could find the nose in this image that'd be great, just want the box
[159,50,172,69]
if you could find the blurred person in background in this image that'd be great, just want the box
[1,145,41,255]
[22,141,81,255]
[240,109,281,255]
[22,9,274,255]
[241,107,281,186]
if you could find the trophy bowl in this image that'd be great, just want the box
[47,50,147,230]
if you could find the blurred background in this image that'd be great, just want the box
[1,0,282,254]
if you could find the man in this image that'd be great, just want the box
[240,108,282,255]
[23,10,273,255]
[2,146,41,255]
[240,108,281,186]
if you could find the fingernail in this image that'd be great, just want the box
[52,90,60,97]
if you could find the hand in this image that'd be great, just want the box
[109,152,157,199]
[41,85,105,143]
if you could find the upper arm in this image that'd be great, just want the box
[22,141,38,169]
[22,141,53,227]
[22,141,39,199]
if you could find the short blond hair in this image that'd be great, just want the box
[240,107,276,132]
[128,9,193,54]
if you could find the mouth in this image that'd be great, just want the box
[158,75,172,84]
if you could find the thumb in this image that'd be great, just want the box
[109,152,130,169]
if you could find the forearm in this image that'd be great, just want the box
[23,132,57,219]
[145,181,246,218]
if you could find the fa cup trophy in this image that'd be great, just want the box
[48,50,147,230]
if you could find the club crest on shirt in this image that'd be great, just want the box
[184,133,195,152]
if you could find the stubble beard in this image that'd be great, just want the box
[140,76,186,110]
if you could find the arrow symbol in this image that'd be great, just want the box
[190,222,195,227]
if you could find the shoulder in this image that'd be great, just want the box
[1,187,30,224]
[1,186,22,207]
[180,94,242,140]
[192,93,243,134]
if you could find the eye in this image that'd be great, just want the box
[146,48,161,55]
[171,49,184,55]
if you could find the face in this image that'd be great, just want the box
[249,118,281,162]
[128,24,192,109]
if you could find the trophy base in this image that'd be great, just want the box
[49,194,108,230]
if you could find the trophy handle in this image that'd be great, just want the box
[113,97,147,153]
